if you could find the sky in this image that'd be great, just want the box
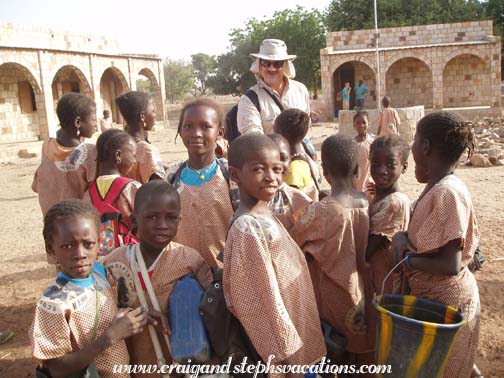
[0,0,331,60]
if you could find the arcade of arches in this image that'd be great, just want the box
[0,23,165,142]
[321,20,501,118]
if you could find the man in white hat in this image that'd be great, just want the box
[237,39,311,135]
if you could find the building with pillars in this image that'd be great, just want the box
[320,20,501,118]
[0,23,166,142]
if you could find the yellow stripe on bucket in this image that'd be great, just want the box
[377,312,393,371]
[402,295,416,318]
[406,323,437,378]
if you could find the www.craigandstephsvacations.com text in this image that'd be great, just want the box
[113,356,392,376]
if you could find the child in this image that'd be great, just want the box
[267,133,312,233]
[32,93,98,216]
[392,111,480,378]
[353,110,374,192]
[273,108,320,201]
[376,96,401,136]
[84,129,141,255]
[29,200,147,378]
[224,133,326,373]
[99,109,112,132]
[165,99,237,269]
[291,134,374,366]
[104,181,212,373]
[365,135,410,295]
[116,91,165,183]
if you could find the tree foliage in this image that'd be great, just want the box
[163,59,194,103]
[191,53,217,96]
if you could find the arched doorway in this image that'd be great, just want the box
[333,61,376,114]
[0,62,43,140]
[443,54,490,107]
[137,68,163,121]
[51,65,93,111]
[100,67,129,124]
[385,58,433,108]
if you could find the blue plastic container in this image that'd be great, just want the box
[169,274,211,363]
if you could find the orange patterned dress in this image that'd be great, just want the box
[270,183,312,233]
[166,161,235,269]
[103,243,212,377]
[128,141,165,183]
[355,134,374,192]
[29,264,130,378]
[406,175,480,378]
[32,139,97,216]
[223,214,326,376]
[291,198,373,354]
[369,192,410,294]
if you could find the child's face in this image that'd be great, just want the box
[78,109,97,138]
[274,140,291,179]
[47,216,99,279]
[180,106,220,157]
[354,115,368,137]
[412,130,428,183]
[370,147,406,189]
[143,99,156,130]
[134,194,181,252]
[233,147,283,202]
[117,139,137,176]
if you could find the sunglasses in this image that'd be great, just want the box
[259,60,285,69]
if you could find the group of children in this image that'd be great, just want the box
[29,91,481,378]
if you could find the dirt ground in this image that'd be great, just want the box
[0,122,503,377]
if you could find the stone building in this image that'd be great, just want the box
[320,20,502,118]
[0,23,166,142]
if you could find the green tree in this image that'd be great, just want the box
[163,59,194,103]
[191,53,217,96]
[136,78,153,96]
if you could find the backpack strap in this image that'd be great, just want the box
[167,162,187,189]
[89,176,133,215]
[261,86,284,112]
[103,176,134,204]
[244,89,260,112]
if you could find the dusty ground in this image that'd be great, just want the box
[0,121,503,377]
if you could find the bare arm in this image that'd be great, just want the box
[407,239,462,276]
[366,234,390,262]
[45,307,147,378]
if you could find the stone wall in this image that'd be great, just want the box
[443,54,491,107]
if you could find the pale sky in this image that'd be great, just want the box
[0,0,331,60]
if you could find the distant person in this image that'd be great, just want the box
[376,96,401,136]
[237,38,317,160]
[99,109,112,132]
[354,80,369,109]
[353,110,375,193]
[341,82,351,110]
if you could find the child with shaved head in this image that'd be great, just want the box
[224,133,325,376]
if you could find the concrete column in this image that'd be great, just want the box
[89,54,103,118]
[37,50,57,139]
[378,51,386,107]
[432,48,444,109]
[320,49,333,120]
[128,58,136,91]
[491,38,502,108]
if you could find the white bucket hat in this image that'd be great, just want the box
[250,39,297,79]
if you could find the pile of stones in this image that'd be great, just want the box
[463,117,504,167]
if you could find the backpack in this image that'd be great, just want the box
[88,177,138,257]
[225,89,260,142]
[167,158,239,211]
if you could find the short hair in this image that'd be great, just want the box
[56,93,96,129]
[370,135,410,164]
[266,133,289,148]
[321,134,358,178]
[273,109,310,145]
[353,110,369,123]
[43,200,100,246]
[103,109,110,116]
[134,180,180,213]
[176,98,224,140]
[116,91,150,125]
[416,111,475,165]
[228,133,279,169]
[381,96,391,108]
[96,129,133,163]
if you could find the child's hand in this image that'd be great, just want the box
[106,307,147,344]
[366,182,376,203]
[391,232,410,269]
[147,310,171,336]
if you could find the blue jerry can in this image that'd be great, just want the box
[169,274,211,363]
